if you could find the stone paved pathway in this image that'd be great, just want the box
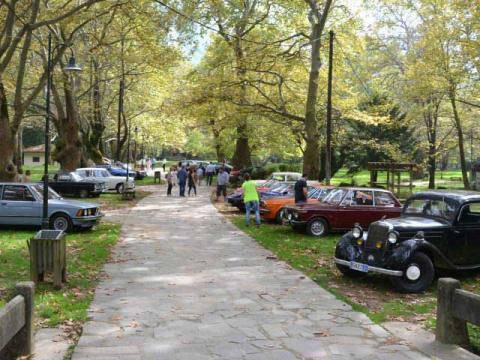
[72,187,431,360]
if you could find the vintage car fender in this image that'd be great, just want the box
[335,233,362,261]
[385,237,451,269]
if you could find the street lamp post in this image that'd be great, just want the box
[42,32,82,229]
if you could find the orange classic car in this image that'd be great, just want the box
[260,186,335,223]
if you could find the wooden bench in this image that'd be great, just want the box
[436,278,480,347]
[0,282,34,359]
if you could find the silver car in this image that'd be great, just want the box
[0,183,103,232]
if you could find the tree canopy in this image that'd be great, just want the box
[0,0,478,187]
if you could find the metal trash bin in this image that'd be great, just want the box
[28,230,66,289]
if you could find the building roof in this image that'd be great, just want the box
[24,144,45,153]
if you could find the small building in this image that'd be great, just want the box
[23,144,47,166]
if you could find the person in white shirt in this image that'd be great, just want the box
[205,163,215,186]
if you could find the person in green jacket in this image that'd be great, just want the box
[242,173,261,227]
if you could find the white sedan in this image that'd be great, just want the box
[75,168,135,194]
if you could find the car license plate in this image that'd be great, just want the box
[350,261,369,273]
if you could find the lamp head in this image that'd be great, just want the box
[64,55,82,72]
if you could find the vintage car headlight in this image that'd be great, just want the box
[388,231,399,244]
[352,225,363,239]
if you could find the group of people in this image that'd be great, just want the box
[164,160,310,230]
[165,162,230,200]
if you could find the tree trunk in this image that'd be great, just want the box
[0,81,17,181]
[428,143,436,189]
[449,90,469,189]
[303,23,322,180]
[52,75,87,171]
[231,37,252,169]
[87,59,104,164]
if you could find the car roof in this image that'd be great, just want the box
[77,167,107,171]
[409,190,480,204]
[272,172,301,176]
[336,187,393,193]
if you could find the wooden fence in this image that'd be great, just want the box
[0,282,34,359]
[436,278,480,347]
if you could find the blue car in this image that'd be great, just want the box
[0,183,103,232]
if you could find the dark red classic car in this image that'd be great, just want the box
[284,187,402,237]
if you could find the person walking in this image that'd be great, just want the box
[166,167,174,196]
[242,173,261,227]
[216,168,229,202]
[177,166,188,197]
[188,168,197,196]
[205,162,215,186]
[196,166,204,186]
[294,173,308,204]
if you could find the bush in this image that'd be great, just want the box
[278,163,302,172]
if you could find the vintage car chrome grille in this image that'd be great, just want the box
[365,223,390,249]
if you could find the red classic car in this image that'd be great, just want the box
[284,187,402,237]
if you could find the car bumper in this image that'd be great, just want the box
[72,213,104,227]
[334,257,403,277]
[290,219,307,226]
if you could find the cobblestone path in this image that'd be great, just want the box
[72,188,431,360]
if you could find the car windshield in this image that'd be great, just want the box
[31,184,62,200]
[262,179,277,188]
[322,188,347,204]
[404,197,458,221]
[314,188,334,201]
[270,183,288,192]
[70,172,83,181]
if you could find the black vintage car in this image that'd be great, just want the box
[334,190,480,293]
[49,172,105,198]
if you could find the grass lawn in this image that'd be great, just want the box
[0,223,121,328]
[228,214,480,353]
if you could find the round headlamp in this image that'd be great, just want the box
[388,231,398,244]
[352,225,363,239]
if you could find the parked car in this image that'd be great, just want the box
[255,172,302,186]
[211,162,233,174]
[120,164,147,180]
[228,183,294,211]
[76,168,135,194]
[95,164,136,179]
[260,186,335,223]
[284,187,402,237]
[334,190,480,293]
[0,183,103,232]
[49,172,105,198]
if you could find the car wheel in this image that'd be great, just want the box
[79,189,89,198]
[336,264,366,278]
[116,183,125,194]
[390,252,434,293]
[306,218,328,237]
[50,213,73,232]
[275,208,286,224]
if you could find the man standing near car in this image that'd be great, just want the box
[205,162,215,186]
[216,168,229,201]
[177,166,188,197]
[294,173,308,204]
[242,173,261,227]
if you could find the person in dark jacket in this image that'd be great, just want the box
[177,166,188,197]
[188,168,197,196]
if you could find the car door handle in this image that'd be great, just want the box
[452,229,461,235]
[1,202,7,206]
